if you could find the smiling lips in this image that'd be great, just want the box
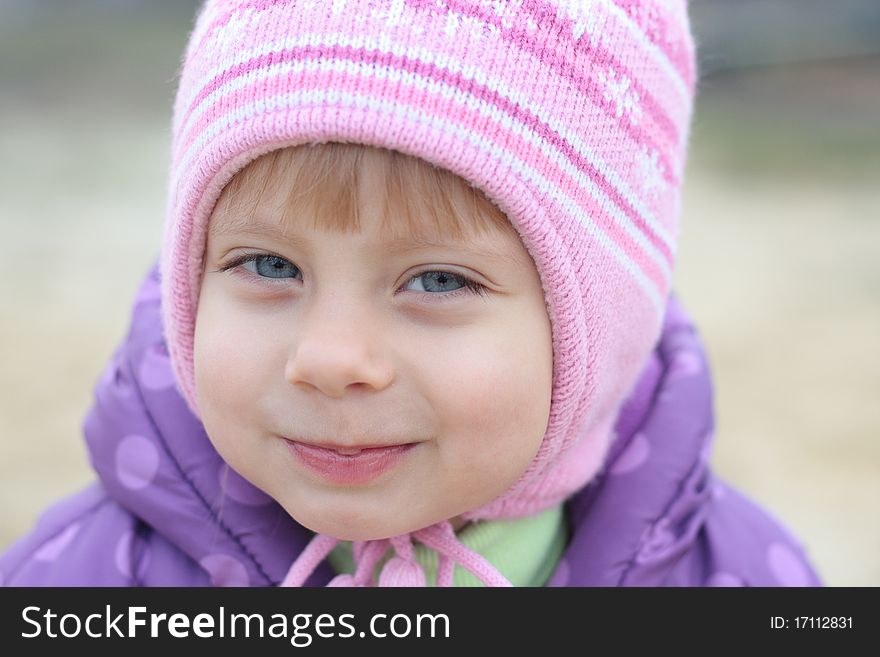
[283,438,417,485]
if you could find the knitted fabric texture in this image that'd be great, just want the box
[160,0,697,586]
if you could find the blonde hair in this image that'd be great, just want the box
[211,141,516,242]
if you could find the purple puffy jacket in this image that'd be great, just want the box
[0,262,822,586]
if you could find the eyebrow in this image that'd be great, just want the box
[209,218,525,267]
[210,218,301,243]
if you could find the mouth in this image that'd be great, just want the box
[281,437,418,485]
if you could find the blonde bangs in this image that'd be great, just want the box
[213,142,515,242]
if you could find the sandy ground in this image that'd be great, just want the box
[1,75,878,586]
[675,171,880,586]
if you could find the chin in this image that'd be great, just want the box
[287,507,405,542]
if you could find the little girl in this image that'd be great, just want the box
[1,0,821,587]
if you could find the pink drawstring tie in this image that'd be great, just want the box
[280,520,513,587]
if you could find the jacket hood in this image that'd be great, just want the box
[83,261,717,586]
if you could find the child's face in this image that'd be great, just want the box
[194,154,553,540]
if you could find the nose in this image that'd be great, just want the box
[284,303,395,398]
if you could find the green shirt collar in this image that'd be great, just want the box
[326,505,568,587]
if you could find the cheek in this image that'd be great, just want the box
[195,316,241,411]
[194,336,241,418]
[429,315,553,462]
[193,288,277,430]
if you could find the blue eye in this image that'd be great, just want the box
[240,254,300,279]
[409,271,468,293]
[405,271,489,299]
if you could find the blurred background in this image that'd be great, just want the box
[1,0,878,585]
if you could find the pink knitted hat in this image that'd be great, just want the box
[161,0,696,586]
